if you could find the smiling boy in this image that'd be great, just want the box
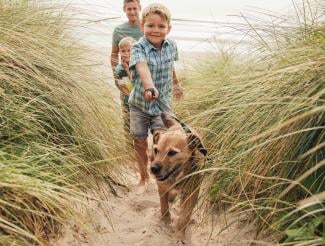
[129,3,183,190]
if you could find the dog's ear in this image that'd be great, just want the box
[153,131,161,144]
[161,112,178,128]
[187,134,207,156]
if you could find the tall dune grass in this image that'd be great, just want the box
[0,0,132,244]
[176,0,324,244]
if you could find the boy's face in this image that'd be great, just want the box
[120,44,132,63]
[123,2,141,23]
[142,13,171,48]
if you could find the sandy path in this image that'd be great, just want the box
[51,170,256,246]
[50,50,256,246]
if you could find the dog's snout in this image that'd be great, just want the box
[151,164,162,175]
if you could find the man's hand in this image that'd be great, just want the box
[144,87,159,102]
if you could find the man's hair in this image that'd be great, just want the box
[123,0,140,8]
[118,36,136,49]
[142,3,171,25]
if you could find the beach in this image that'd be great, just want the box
[50,172,257,246]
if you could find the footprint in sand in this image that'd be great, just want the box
[130,199,160,212]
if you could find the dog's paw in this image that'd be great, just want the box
[176,239,186,245]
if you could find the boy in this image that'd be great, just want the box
[114,37,136,139]
[129,3,183,189]
[110,0,142,74]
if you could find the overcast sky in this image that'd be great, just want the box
[62,0,295,21]
[57,0,306,52]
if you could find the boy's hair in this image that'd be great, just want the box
[142,3,171,25]
[118,36,137,49]
[123,0,140,8]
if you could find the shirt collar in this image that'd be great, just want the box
[142,37,170,52]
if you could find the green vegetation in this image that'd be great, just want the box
[176,1,324,244]
[1,0,324,245]
[0,1,132,245]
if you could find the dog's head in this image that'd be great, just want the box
[150,113,206,182]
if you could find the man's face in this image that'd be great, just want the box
[142,13,171,48]
[123,2,141,23]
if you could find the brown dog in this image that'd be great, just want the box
[150,112,207,242]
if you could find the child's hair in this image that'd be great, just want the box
[118,36,137,49]
[142,3,171,25]
[123,0,140,8]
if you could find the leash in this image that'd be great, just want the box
[146,88,208,157]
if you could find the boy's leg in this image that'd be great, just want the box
[130,105,150,186]
[148,115,168,163]
[133,137,149,185]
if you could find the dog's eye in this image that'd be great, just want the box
[167,150,177,157]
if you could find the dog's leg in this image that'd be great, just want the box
[175,188,199,241]
[158,184,171,224]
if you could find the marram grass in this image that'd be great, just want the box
[0,0,132,244]
[176,1,324,244]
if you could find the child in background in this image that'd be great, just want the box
[129,3,183,190]
[114,36,136,138]
[110,0,142,74]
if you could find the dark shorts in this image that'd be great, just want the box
[129,105,165,138]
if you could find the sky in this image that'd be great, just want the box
[62,0,295,22]
[57,0,300,52]
[127,0,293,21]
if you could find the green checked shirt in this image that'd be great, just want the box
[129,37,178,116]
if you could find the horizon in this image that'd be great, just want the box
[57,0,308,52]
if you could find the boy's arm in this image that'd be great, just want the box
[136,62,159,101]
[122,59,132,79]
[114,66,130,96]
[172,68,183,100]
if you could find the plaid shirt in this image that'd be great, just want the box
[129,37,178,116]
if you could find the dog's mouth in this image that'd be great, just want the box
[155,164,181,182]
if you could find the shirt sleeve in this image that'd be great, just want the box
[112,26,121,46]
[129,43,147,71]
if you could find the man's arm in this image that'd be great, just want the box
[110,45,119,74]
[136,62,158,101]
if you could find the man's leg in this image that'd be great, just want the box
[122,105,132,146]
[133,137,149,185]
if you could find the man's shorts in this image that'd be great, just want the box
[130,105,165,138]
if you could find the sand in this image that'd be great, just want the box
[50,168,257,246]
[49,47,257,246]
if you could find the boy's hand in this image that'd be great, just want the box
[120,85,130,96]
[121,59,129,70]
[144,87,159,101]
[173,83,184,100]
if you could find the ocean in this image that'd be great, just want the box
[73,17,244,53]
[59,0,295,54]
